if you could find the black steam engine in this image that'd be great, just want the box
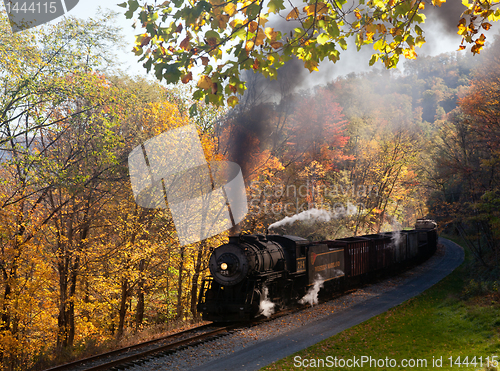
[197,219,438,322]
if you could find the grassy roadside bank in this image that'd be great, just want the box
[262,236,500,371]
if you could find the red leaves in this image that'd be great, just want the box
[286,7,299,20]
[180,36,190,51]
[206,37,218,47]
[288,87,349,169]
[471,34,486,55]
[252,58,260,70]
[197,75,217,94]
[181,72,193,84]
[481,22,492,31]
[140,36,151,47]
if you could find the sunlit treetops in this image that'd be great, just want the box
[120,0,500,111]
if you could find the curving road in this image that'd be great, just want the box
[191,238,464,371]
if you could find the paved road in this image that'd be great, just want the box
[192,238,464,371]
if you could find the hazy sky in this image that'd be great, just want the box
[64,0,151,77]
[1,0,497,85]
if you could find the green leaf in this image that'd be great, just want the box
[268,0,285,13]
[339,38,347,50]
[415,36,425,48]
[246,3,261,18]
[205,30,220,42]
[394,2,411,16]
[413,13,426,23]
[328,21,340,38]
[189,103,198,117]
[143,58,153,72]
[124,0,139,18]
[369,53,379,66]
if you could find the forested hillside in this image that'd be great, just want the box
[0,12,498,370]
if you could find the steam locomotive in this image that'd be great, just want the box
[197,219,438,322]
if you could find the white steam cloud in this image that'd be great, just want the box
[268,204,358,230]
[387,216,403,247]
[299,277,324,306]
[258,286,275,318]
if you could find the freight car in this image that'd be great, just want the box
[197,220,438,322]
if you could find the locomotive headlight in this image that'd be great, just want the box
[213,252,240,280]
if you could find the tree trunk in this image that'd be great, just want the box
[190,242,206,319]
[176,246,185,320]
[1,279,11,332]
[56,220,86,350]
[67,256,79,347]
[57,255,68,352]
[135,259,145,330]
[117,278,129,339]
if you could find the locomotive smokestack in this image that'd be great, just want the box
[228,235,240,244]
[229,224,242,235]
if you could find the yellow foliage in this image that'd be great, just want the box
[304,3,328,16]
[227,96,239,107]
[265,27,278,41]
[248,21,258,33]
[286,7,300,20]
[431,0,446,6]
[376,24,387,34]
[197,75,213,90]
[245,40,255,52]
[229,19,245,28]
[258,15,269,26]
[224,3,237,16]
[254,29,266,46]
[304,58,319,71]
[403,45,417,59]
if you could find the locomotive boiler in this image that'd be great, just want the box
[197,219,438,322]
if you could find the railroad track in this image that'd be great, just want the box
[44,288,359,371]
[44,324,236,371]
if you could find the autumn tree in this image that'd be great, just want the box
[0,13,124,366]
[429,40,500,269]
[121,0,500,108]
[37,72,134,350]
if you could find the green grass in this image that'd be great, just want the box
[262,236,500,370]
